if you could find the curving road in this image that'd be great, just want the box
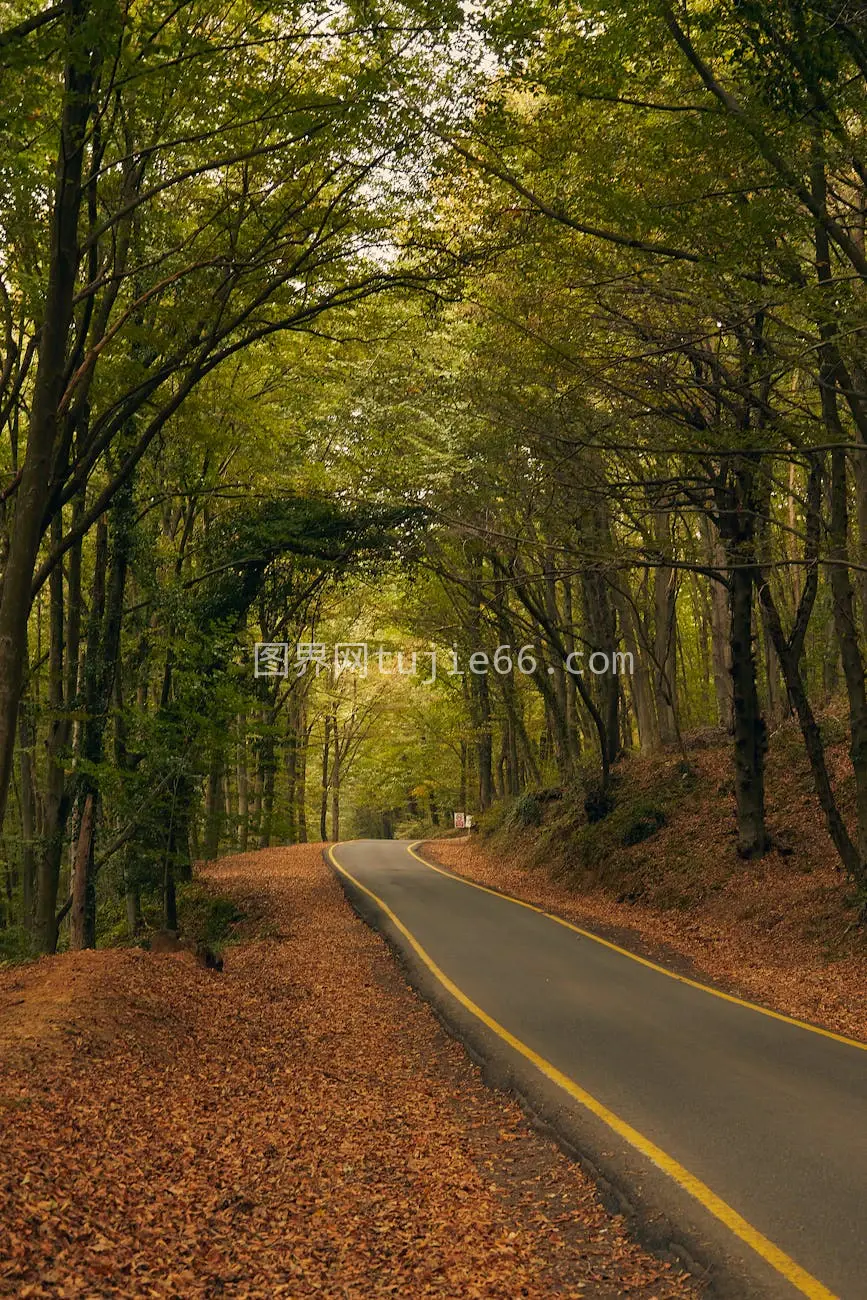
[329,838,867,1300]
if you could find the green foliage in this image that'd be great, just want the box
[176,883,244,951]
[620,801,667,847]
[509,791,543,828]
[0,926,34,968]
[6,0,867,961]
[583,782,615,825]
[476,800,517,837]
[392,818,440,840]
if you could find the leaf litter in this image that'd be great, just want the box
[0,845,697,1298]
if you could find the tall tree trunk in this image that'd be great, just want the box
[467,549,494,807]
[0,5,94,846]
[237,716,249,852]
[69,473,131,950]
[727,557,768,857]
[163,855,178,933]
[257,703,277,850]
[18,704,37,933]
[543,557,571,768]
[34,512,71,951]
[331,723,340,842]
[652,510,678,744]
[828,446,867,882]
[611,581,659,753]
[580,567,620,768]
[474,671,493,810]
[757,460,864,882]
[113,668,141,935]
[296,705,308,843]
[320,715,331,841]
[703,520,734,731]
[285,711,298,845]
[223,768,234,847]
[811,150,867,889]
[69,793,95,950]
[35,512,79,953]
[124,874,141,936]
[715,436,769,859]
[759,602,786,729]
[204,753,223,860]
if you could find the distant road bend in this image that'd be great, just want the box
[329,839,867,1300]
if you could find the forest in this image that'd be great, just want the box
[3,0,867,957]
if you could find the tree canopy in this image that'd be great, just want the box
[4,0,867,954]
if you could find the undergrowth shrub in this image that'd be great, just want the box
[583,781,614,823]
[0,925,33,967]
[393,818,440,840]
[509,792,542,828]
[177,881,243,949]
[620,801,667,846]
[477,801,514,837]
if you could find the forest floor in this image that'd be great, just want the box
[426,719,867,1045]
[0,845,696,1299]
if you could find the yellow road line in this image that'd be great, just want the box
[328,841,838,1300]
[406,841,867,1054]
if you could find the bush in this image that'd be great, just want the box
[392,818,439,840]
[476,801,513,837]
[509,792,543,828]
[176,881,242,950]
[584,782,615,823]
[620,801,667,846]
[818,714,849,747]
[0,925,33,967]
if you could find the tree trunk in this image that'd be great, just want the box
[652,510,678,744]
[204,750,223,860]
[257,708,276,850]
[828,446,867,880]
[163,856,178,933]
[320,715,331,841]
[237,716,249,852]
[285,713,298,844]
[331,723,340,841]
[580,566,620,768]
[34,513,74,953]
[700,516,733,730]
[611,581,659,753]
[296,705,308,842]
[728,559,768,857]
[69,793,95,950]
[474,671,493,810]
[0,5,94,846]
[759,602,786,729]
[69,478,131,949]
[124,875,141,936]
[812,151,867,891]
[710,577,734,731]
[18,705,37,933]
[756,459,863,880]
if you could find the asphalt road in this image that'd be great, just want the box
[329,838,867,1300]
